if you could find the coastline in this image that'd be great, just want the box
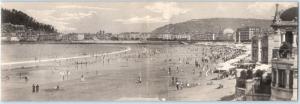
[1,47,131,67]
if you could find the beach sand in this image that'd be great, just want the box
[1,43,248,101]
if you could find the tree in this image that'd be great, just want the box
[1,8,57,33]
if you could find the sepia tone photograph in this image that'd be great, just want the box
[0,1,298,101]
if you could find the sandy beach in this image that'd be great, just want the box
[1,43,249,101]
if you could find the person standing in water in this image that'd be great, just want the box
[32,84,36,93]
[36,84,39,93]
[81,74,85,81]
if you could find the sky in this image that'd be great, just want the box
[1,2,298,33]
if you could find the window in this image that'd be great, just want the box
[272,49,279,58]
[261,47,268,63]
[289,70,293,89]
[278,69,286,88]
[272,68,276,87]
[285,31,294,44]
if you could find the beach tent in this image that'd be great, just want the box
[216,62,236,73]
[253,64,271,73]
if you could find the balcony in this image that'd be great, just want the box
[272,49,295,65]
[271,86,293,100]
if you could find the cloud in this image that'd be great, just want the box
[247,2,297,15]
[115,15,167,24]
[115,2,189,24]
[145,2,189,20]
[24,9,96,32]
[56,5,117,11]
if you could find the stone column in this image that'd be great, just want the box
[238,32,241,43]
[282,33,286,43]
[275,69,279,87]
[292,31,297,48]
[257,38,262,63]
[285,70,290,89]
[272,69,276,86]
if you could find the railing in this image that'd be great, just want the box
[272,48,293,59]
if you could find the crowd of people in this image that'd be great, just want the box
[159,44,246,90]
[3,43,247,95]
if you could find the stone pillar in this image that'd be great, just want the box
[285,70,290,89]
[245,79,254,100]
[282,33,286,43]
[272,69,276,86]
[257,38,262,63]
[292,32,297,47]
[239,32,241,43]
[275,69,279,87]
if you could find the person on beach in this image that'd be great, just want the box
[171,77,175,85]
[81,74,85,81]
[19,73,22,79]
[180,81,184,90]
[36,84,39,92]
[199,71,202,77]
[32,84,35,93]
[24,76,28,82]
[5,76,9,80]
[176,81,180,90]
[168,67,171,75]
[56,85,60,90]
[192,69,195,75]
[136,75,142,84]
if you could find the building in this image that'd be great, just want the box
[172,33,191,40]
[236,4,298,101]
[83,33,96,40]
[116,32,142,40]
[18,29,38,42]
[269,4,298,101]
[252,31,270,64]
[62,33,85,41]
[38,32,61,41]
[236,27,261,42]
[192,32,214,41]
[162,33,172,40]
[96,30,113,40]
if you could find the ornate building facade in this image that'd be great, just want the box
[270,4,298,101]
[244,4,298,101]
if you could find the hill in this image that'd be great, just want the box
[1,8,57,33]
[152,18,272,34]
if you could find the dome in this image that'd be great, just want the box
[223,28,234,34]
[280,7,298,21]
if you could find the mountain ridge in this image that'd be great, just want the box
[152,18,273,34]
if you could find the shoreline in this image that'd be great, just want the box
[1,47,131,66]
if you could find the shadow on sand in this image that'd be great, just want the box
[219,94,235,101]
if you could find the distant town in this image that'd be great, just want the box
[2,22,270,43]
[1,8,275,44]
[0,2,298,101]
